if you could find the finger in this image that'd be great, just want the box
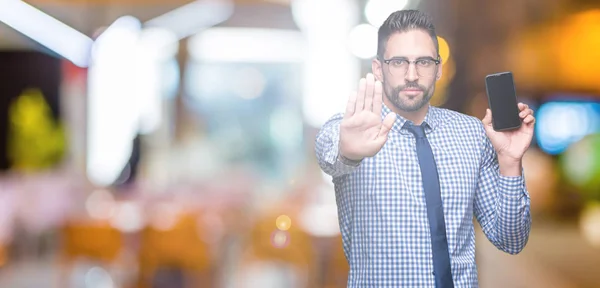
[344,91,358,119]
[519,108,533,118]
[523,115,535,124]
[356,78,366,112]
[372,80,383,114]
[364,73,375,111]
[518,102,529,111]
[378,112,397,138]
[482,108,492,126]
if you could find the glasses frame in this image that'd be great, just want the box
[381,56,441,78]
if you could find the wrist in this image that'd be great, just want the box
[338,151,363,167]
[498,156,522,177]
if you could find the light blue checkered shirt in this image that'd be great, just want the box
[315,104,531,287]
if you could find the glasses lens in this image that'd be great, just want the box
[417,65,436,77]
[388,60,437,78]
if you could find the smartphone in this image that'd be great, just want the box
[484,72,522,131]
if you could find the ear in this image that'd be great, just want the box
[372,58,384,82]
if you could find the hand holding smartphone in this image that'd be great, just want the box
[484,72,522,131]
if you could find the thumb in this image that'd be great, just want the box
[482,109,492,127]
[378,113,397,138]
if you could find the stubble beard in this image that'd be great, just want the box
[384,79,435,112]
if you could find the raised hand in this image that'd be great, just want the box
[339,73,397,161]
[482,102,535,162]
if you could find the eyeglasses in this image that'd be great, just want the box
[382,56,440,78]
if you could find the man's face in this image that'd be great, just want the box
[372,30,441,112]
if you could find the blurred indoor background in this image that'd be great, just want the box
[0,0,599,287]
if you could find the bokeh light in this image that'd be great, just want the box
[85,189,116,220]
[508,9,600,93]
[348,24,378,59]
[231,67,266,100]
[555,10,600,91]
[84,266,115,288]
[275,215,291,231]
[270,230,290,249]
[364,0,410,27]
[430,37,454,107]
[109,201,144,233]
[580,202,600,248]
[561,134,600,198]
[149,202,180,231]
[437,36,450,63]
[536,101,600,155]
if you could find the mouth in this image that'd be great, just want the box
[402,89,422,96]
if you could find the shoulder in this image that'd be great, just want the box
[432,106,485,136]
[316,112,344,133]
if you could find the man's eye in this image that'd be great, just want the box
[391,60,406,66]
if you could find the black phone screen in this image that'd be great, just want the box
[485,72,522,131]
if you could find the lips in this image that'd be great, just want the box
[402,89,422,96]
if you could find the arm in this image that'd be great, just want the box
[315,73,396,179]
[315,113,361,179]
[473,130,532,255]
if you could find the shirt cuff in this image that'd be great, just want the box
[497,169,528,199]
[326,136,360,175]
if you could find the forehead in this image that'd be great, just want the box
[383,29,437,59]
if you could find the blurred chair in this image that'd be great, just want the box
[59,220,124,286]
[136,212,213,288]
[61,221,123,262]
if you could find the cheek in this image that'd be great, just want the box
[420,77,436,88]
[383,74,403,88]
[384,81,401,94]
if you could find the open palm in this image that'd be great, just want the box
[339,74,396,161]
[482,103,535,161]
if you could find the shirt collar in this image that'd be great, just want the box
[381,103,440,134]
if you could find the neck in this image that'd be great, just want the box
[384,97,430,125]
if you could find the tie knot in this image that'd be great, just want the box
[405,123,426,138]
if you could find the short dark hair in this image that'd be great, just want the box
[377,10,439,59]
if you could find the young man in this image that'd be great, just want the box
[315,10,534,287]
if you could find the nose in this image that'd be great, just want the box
[405,63,419,82]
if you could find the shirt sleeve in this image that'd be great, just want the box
[473,128,532,255]
[314,113,361,179]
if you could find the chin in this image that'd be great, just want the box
[393,102,423,112]
[401,105,425,112]
[401,96,423,106]
[397,97,429,112]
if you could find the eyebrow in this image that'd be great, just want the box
[386,55,437,60]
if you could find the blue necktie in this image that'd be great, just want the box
[405,123,454,288]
